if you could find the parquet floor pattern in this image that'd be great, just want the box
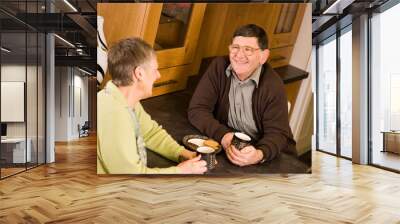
[0,135,399,223]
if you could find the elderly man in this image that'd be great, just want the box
[188,24,296,167]
[98,38,207,174]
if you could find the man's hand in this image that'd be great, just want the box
[221,132,234,150]
[225,145,264,166]
[179,149,197,161]
[177,155,207,174]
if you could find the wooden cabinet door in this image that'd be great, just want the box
[143,3,207,69]
[97,3,151,47]
[269,3,306,49]
[97,3,154,89]
[267,3,306,68]
[97,3,206,94]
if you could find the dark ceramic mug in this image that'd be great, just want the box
[231,132,252,150]
[196,146,216,171]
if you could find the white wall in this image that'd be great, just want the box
[75,71,89,139]
[288,4,313,155]
[1,63,46,164]
[55,66,69,141]
[1,65,36,138]
[289,3,312,70]
[55,67,89,141]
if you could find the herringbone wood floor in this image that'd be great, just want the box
[0,135,399,224]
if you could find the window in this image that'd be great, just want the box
[339,27,352,158]
[0,1,46,179]
[317,35,337,154]
[316,25,353,159]
[370,2,400,171]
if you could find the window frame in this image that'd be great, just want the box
[315,24,353,161]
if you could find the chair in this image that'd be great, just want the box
[79,121,90,138]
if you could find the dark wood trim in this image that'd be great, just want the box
[274,64,309,84]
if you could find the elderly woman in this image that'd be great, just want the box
[97,38,206,174]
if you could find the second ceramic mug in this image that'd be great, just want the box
[231,132,251,150]
[196,146,216,171]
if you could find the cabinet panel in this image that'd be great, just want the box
[212,3,276,56]
[97,3,206,94]
[193,3,303,63]
[97,3,150,47]
[269,46,293,68]
[151,65,191,97]
[142,4,163,46]
[270,3,306,49]
[154,4,206,69]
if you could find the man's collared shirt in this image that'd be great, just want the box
[226,65,262,139]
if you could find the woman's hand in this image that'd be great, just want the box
[177,155,207,174]
[179,149,197,161]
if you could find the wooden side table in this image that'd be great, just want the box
[381,131,400,154]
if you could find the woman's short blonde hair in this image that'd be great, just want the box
[107,38,155,86]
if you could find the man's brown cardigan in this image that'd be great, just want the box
[188,56,296,162]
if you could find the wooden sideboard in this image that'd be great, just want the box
[382,131,400,154]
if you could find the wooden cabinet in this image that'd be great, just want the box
[150,4,206,97]
[195,3,306,69]
[97,3,206,97]
[97,4,151,47]
[269,3,306,49]
[98,3,306,96]
[269,46,294,68]
[268,3,306,67]
[382,131,400,154]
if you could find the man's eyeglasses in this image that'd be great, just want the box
[229,44,260,56]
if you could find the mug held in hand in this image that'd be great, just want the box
[231,132,251,150]
[196,146,216,170]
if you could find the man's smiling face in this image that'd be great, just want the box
[229,36,269,80]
